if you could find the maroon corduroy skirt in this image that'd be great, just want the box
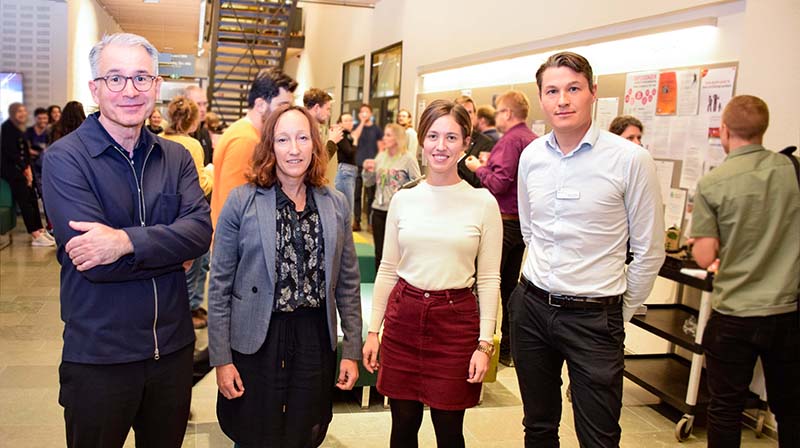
[377,278,481,410]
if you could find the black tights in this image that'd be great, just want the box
[389,399,466,448]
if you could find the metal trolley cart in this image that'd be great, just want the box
[623,256,714,442]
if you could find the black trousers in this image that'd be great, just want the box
[703,310,800,447]
[499,219,526,357]
[354,167,375,226]
[2,172,44,233]
[218,307,335,448]
[58,342,194,448]
[371,208,388,271]
[510,279,625,448]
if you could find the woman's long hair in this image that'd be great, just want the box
[49,101,86,143]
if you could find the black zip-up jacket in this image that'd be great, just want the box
[42,113,212,364]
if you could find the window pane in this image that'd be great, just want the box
[370,44,401,99]
[342,58,364,103]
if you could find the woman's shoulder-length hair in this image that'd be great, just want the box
[247,105,328,188]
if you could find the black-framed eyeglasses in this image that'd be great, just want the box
[93,74,157,92]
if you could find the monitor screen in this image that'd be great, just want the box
[0,72,24,122]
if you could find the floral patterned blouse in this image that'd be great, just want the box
[273,186,326,312]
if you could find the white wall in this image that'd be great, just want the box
[737,0,800,149]
[291,3,374,109]
[294,0,799,146]
[66,0,122,111]
[0,0,68,115]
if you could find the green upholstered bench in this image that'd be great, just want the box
[355,242,376,283]
[0,178,16,250]
[336,283,378,408]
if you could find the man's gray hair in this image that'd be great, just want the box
[89,33,159,79]
[183,85,206,97]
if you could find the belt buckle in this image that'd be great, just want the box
[548,293,563,308]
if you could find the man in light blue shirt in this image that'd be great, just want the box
[513,52,665,447]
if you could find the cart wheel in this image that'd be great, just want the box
[754,412,766,438]
[675,416,694,442]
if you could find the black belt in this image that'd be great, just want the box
[520,277,622,309]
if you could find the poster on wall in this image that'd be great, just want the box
[623,71,658,117]
[656,71,677,115]
[594,97,619,131]
[623,71,658,147]
[699,67,737,137]
[677,69,701,115]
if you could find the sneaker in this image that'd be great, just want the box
[31,233,55,247]
[352,222,361,232]
[42,231,55,241]
[191,307,208,329]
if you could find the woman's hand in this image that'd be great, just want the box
[216,363,245,399]
[23,166,33,187]
[467,343,492,384]
[336,359,359,390]
[362,159,376,172]
[362,332,380,374]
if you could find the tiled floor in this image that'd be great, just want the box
[0,223,778,447]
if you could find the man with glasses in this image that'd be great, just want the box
[454,95,495,188]
[42,33,212,447]
[464,91,537,366]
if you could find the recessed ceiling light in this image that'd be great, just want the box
[143,0,159,3]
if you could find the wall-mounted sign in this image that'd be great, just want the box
[158,53,196,78]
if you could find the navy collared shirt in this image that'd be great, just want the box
[42,112,212,364]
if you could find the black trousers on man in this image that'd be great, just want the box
[354,166,375,227]
[1,172,44,233]
[510,278,625,448]
[499,218,526,359]
[703,310,800,448]
[59,343,194,448]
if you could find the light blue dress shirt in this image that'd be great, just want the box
[517,124,665,321]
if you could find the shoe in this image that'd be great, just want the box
[42,231,55,241]
[191,307,208,329]
[31,233,55,247]
[499,354,515,367]
[352,222,361,232]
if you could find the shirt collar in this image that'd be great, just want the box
[544,123,599,157]
[726,144,765,160]
[276,184,318,214]
[77,112,157,158]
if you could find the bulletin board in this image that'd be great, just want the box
[416,60,739,236]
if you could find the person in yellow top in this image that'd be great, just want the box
[162,96,213,197]
[162,95,214,328]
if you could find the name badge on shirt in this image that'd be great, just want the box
[556,188,580,200]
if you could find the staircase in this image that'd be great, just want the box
[209,0,300,126]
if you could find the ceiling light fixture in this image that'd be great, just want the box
[143,0,160,4]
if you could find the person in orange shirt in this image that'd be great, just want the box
[210,68,297,228]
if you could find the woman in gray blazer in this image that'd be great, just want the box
[208,105,362,447]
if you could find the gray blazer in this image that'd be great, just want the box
[208,183,362,366]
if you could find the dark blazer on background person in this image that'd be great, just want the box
[458,130,495,188]
[208,182,363,367]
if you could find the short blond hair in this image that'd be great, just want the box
[495,90,530,120]
[722,95,769,141]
